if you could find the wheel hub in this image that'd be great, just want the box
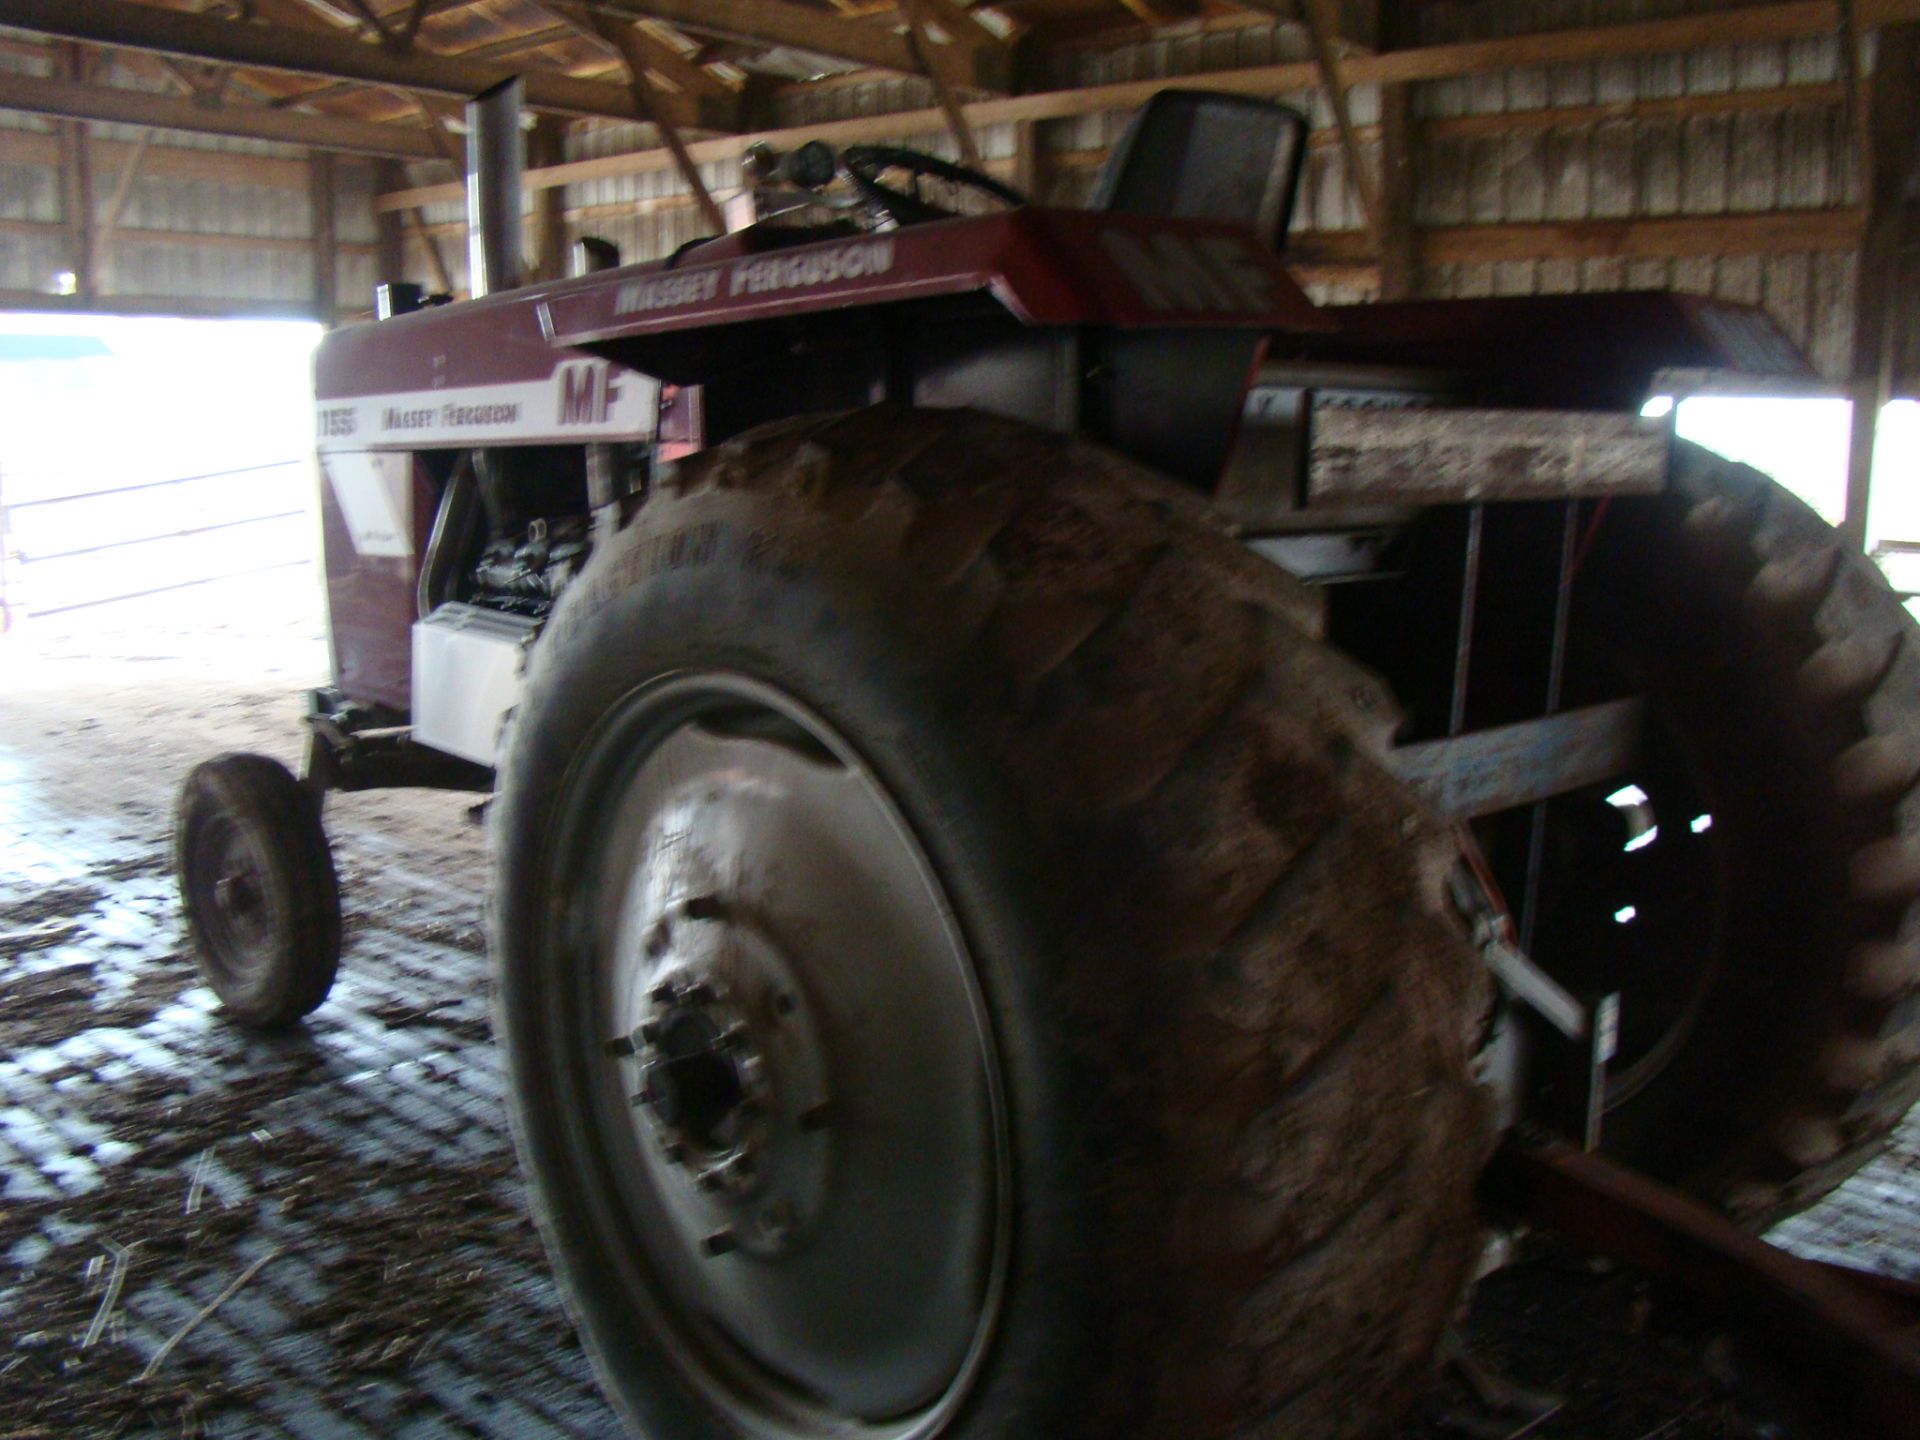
[609,895,832,1255]
[214,868,260,918]
[562,679,1007,1428]
[635,972,769,1193]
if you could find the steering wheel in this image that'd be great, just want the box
[841,144,1027,226]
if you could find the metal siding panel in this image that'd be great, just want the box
[1679,115,1730,214]
[1589,121,1637,219]
[1808,253,1855,380]
[1716,254,1764,305]
[1641,120,1683,216]
[1543,129,1592,221]
[1502,132,1547,222]
[1762,253,1812,355]
[1419,134,1468,226]
[1467,135,1505,223]
[1729,112,1781,212]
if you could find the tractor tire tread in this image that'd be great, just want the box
[541,405,1492,1439]
[1667,441,1920,1215]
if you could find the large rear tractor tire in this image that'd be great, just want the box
[1544,440,1920,1223]
[491,405,1490,1440]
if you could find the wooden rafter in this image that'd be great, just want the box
[1293,0,1381,238]
[407,206,456,294]
[900,0,986,167]
[0,68,438,155]
[95,128,153,270]
[589,0,915,74]
[372,1,1920,216]
[626,23,734,98]
[266,23,581,111]
[569,5,728,233]
[2,0,669,126]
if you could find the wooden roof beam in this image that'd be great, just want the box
[0,0,712,127]
[577,6,727,232]
[0,69,441,157]
[590,0,1007,91]
[374,0,1920,211]
[265,23,582,110]
[901,0,985,165]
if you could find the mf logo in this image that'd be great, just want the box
[1096,229,1278,315]
[556,361,623,425]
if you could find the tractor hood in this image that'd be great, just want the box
[314,205,1333,450]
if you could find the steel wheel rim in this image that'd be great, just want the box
[544,673,1010,1439]
[1528,703,1727,1111]
[187,813,279,987]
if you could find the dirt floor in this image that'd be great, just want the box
[1,575,1916,1440]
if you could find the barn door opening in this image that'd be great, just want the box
[0,312,325,674]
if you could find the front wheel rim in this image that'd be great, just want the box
[536,673,1010,1439]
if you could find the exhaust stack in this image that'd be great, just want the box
[466,77,524,297]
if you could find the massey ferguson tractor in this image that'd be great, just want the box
[174,83,1920,1438]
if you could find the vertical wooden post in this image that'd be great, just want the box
[55,44,96,303]
[530,115,570,283]
[1012,119,1045,203]
[1375,0,1417,299]
[1377,82,1416,298]
[374,159,408,289]
[309,149,338,326]
[1841,23,1918,551]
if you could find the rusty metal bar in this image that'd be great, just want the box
[1520,500,1582,953]
[1448,502,1483,736]
[24,560,310,619]
[2,460,306,510]
[20,510,304,565]
[1489,1133,1920,1438]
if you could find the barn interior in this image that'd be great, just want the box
[2,2,1920,1438]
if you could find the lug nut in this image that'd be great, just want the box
[696,1169,725,1192]
[683,894,725,921]
[603,1035,636,1057]
[662,1140,688,1164]
[649,980,677,1005]
[761,1201,795,1241]
[645,922,672,958]
[638,1019,662,1044]
[700,1229,737,1257]
[685,980,716,1006]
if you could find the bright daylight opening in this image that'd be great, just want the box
[1605,783,1659,852]
[0,312,327,682]
[1640,393,1920,618]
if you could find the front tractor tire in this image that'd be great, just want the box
[175,752,341,1028]
[492,406,1490,1440]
